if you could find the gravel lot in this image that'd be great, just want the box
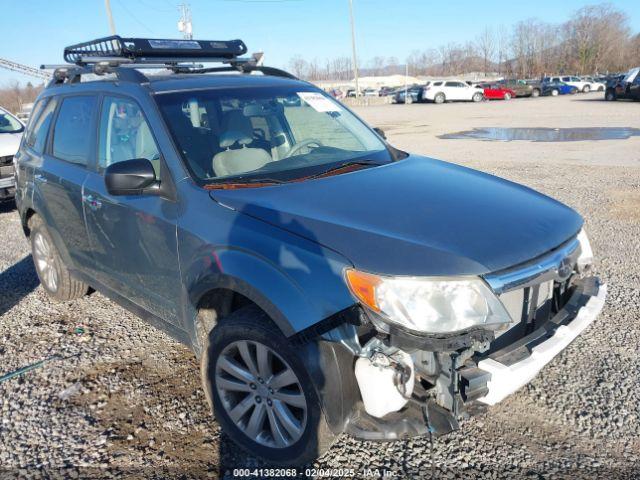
[1,92,639,478]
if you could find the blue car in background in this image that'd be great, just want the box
[15,36,606,465]
[541,81,579,96]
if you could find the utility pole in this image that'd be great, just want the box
[105,0,116,35]
[178,4,193,40]
[404,63,408,104]
[348,0,360,98]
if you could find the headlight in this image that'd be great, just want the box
[577,229,593,271]
[345,269,511,335]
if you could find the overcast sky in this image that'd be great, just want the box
[1,0,639,85]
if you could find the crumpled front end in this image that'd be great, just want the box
[325,231,606,440]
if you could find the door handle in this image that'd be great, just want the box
[82,194,102,210]
[34,174,47,184]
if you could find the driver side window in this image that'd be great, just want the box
[98,96,161,178]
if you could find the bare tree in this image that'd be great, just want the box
[562,4,631,74]
[288,55,309,79]
[0,81,43,114]
[476,27,495,74]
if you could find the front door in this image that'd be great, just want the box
[83,95,182,324]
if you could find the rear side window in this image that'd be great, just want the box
[52,96,97,165]
[25,98,57,154]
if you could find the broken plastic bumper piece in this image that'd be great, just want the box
[474,277,606,405]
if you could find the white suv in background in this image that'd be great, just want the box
[424,80,485,104]
[580,76,606,91]
[545,76,592,93]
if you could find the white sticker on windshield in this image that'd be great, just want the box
[297,92,341,112]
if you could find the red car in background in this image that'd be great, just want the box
[479,83,516,100]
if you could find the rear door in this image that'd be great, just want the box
[443,81,463,100]
[83,94,181,324]
[38,95,98,271]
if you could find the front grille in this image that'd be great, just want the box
[483,237,582,352]
[0,155,13,166]
[0,164,14,179]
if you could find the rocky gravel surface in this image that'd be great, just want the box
[1,93,639,478]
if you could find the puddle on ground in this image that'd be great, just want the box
[438,127,640,142]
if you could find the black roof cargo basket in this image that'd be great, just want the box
[63,35,248,65]
[42,36,297,86]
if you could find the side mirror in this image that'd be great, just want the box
[373,127,387,140]
[105,158,158,196]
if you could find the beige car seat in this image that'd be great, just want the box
[212,110,272,176]
[213,131,272,177]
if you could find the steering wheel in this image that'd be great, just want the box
[285,138,324,158]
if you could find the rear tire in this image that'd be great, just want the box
[503,93,512,100]
[434,93,445,104]
[405,96,413,105]
[605,90,616,101]
[531,89,540,98]
[29,215,89,302]
[582,85,591,93]
[201,306,337,465]
[551,89,559,96]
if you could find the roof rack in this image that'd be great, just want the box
[64,36,247,65]
[41,36,298,86]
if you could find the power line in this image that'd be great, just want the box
[115,0,156,34]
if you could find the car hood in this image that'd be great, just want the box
[0,132,22,157]
[209,155,583,276]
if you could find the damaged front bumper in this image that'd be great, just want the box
[341,276,606,440]
[473,277,606,405]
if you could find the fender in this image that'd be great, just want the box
[185,246,357,339]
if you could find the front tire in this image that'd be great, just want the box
[29,215,89,301]
[531,89,540,98]
[201,306,337,465]
[582,85,591,93]
[434,93,445,104]
[551,89,559,96]
[503,93,512,100]
[605,90,616,101]
[472,92,483,102]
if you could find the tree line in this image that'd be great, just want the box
[290,3,640,81]
[0,82,43,115]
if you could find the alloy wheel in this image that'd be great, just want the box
[215,340,308,448]
[33,231,58,292]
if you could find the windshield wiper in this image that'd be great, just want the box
[205,177,284,190]
[302,161,380,181]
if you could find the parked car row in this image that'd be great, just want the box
[390,77,586,104]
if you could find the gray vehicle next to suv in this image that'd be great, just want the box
[15,37,606,465]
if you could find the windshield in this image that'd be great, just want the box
[155,85,392,184]
[0,110,24,134]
